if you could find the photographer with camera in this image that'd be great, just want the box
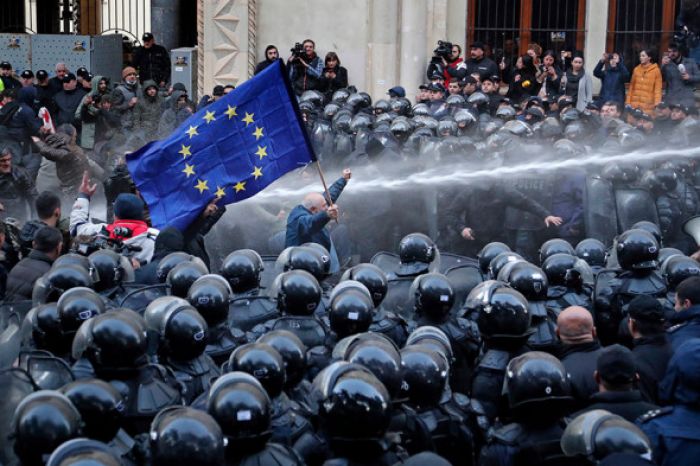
[287,39,324,96]
[70,171,158,265]
[593,51,630,106]
[661,42,699,106]
[426,41,467,84]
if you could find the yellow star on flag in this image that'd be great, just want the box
[225,105,238,119]
[179,144,192,158]
[215,186,226,198]
[182,163,195,178]
[253,126,264,140]
[203,110,216,124]
[234,181,246,193]
[242,112,255,126]
[255,145,268,159]
[186,125,199,138]
[251,166,263,180]
[194,179,209,194]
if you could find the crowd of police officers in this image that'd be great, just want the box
[2,35,700,466]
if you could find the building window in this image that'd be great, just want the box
[467,0,586,59]
[607,0,680,70]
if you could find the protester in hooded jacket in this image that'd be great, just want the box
[626,49,663,114]
[158,89,194,139]
[111,66,141,131]
[75,75,111,151]
[3,87,43,153]
[32,124,103,201]
[133,80,164,141]
[134,226,186,284]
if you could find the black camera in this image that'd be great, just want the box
[290,42,304,58]
[433,40,453,60]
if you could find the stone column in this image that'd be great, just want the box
[151,0,181,51]
[447,0,468,48]
[367,0,399,99]
[199,0,250,95]
[399,0,429,101]
[584,0,609,95]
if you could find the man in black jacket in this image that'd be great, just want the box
[574,344,658,422]
[556,305,603,408]
[53,73,87,128]
[627,295,673,403]
[132,33,171,87]
[0,148,37,222]
[464,41,499,82]
[5,226,62,302]
[19,191,65,258]
[255,45,279,75]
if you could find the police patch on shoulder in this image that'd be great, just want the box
[637,406,673,423]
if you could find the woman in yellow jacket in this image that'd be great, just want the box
[626,49,662,114]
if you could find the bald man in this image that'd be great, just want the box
[556,306,603,407]
[285,168,351,272]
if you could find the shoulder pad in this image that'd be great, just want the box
[491,422,525,445]
[478,349,511,371]
[637,406,673,423]
[667,323,686,333]
[451,392,472,410]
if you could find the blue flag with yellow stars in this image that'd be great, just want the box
[126,60,315,231]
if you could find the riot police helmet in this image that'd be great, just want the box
[390,97,411,116]
[539,238,575,265]
[72,310,148,371]
[88,249,134,291]
[410,273,455,321]
[560,410,652,462]
[616,229,659,271]
[412,102,431,116]
[504,262,549,301]
[397,233,440,276]
[329,285,374,338]
[299,90,324,108]
[342,333,402,397]
[227,343,286,398]
[664,255,700,289]
[340,263,388,307]
[60,379,124,442]
[206,372,271,447]
[12,390,82,465]
[257,330,307,389]
[157,252,207,283]
[405,326,454,363]
[477,242,512,274]
[332,89,350,105]
[34,264,94,304]
[640,169,678,195]
[166,260,209,298]
[488,251,523,279]
[323,102,341,120]
[400,344,449,408]
[464,280,532,342]
[57,287,105,337]
[575,238,607,267]
[630,221,663,246]
[46,439,121,466]
[542,253,594,290]
[503,351,573,415]
[186,274,232,327]
[29,302,63,353]
[658,247,685,268]
[313,362,391,440]
[150,406,226,466]
[146,296,209,361]
[276,245,330,282]
[269,270,322,316]
[220,249,264,293]
[53,253,99,283]
[373,99,391,114]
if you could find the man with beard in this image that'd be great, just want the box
[287,39,324,96]
[464,41,499,82]
[662,43,700,106]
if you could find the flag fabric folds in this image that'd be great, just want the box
[126,60,315,231]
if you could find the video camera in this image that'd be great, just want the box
[433,40,453,60]
[290,42,305,58]
[71,233,142,257]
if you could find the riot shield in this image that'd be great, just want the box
[24,354,75,390]
[260,255,280,290]
[445,264,484,316]
[370,251,400,275]
[584,176,617,246]
[0,312,21,369]
[0,368,36,465]
[228,296,278,332]
[382,277,415,320]
[118,284,169,314]
[0,301,33,324]
[615,188,660,233]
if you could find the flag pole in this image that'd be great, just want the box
[315,160,338,223]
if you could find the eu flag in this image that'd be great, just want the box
[126,60,315,231]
